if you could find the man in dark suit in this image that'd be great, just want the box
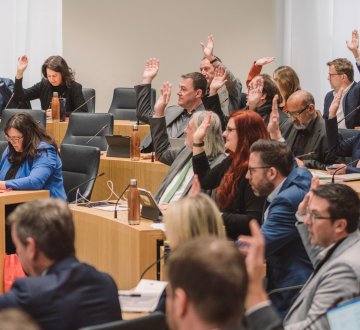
[0,199,121,330]
[323,57,360,129]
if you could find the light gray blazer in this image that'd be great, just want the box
[284,225,360,329]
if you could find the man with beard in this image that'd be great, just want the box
[245,138,313,319]
[281,90,340,169]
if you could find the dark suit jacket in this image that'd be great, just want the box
[0,256,121,330]
[323,64,360,129]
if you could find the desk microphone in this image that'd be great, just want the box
[337,104,360,125]
[331,158,359,183]
[67,172,105,203]
[86,124,108,144]
[296,151,316,159]
[72,95,95,113]
[114,184,130,219]
[3,92,14,111]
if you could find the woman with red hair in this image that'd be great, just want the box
[192,110,268,240]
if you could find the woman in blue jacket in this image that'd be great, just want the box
[0,112,66,199]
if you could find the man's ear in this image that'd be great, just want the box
[26,237,37,260]
[195,89,203,98]
[174,288,188,318]
[334,218,348,234]
[267,167,278,181]
[308,104,316,114]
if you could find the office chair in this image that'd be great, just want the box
[62,112,114,151]
[338,128,360,163]
[60,143,101,203]
[0,109,46,140]
[0,140,8,158]
[79,312,166,330]
[82,87,96,113]
[108,87,156,121]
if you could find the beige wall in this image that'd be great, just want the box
[63,0,277,112]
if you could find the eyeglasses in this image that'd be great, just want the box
[247,166,270,174]
[306,208,333,224]
[328,73,342,78]
[285,105,309,119]
[5,135,24,143]
[225,126,236,132]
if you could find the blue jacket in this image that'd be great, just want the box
[326,117,360,173]
[323,63,360,129]
[0,256,121,330]
[261,166,313,318]
[0,142,66,199]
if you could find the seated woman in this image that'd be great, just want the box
[13,55,88,115]
[155,192,225,314]
[192,111,268,240]
[0,112,66,199]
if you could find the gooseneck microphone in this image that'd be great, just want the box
[331,158,359,183]
[3,92,14,111]
[86,124,108,144]
[337,104,360,125]
[114,184,130,219]
[67,172,105,203]
[296,151,316,159]
[72,95,95,113]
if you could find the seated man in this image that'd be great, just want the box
[199,34,242,115]
[0,77,14,114]
[166,236,283,330]
[281,90,340,169]
[0,199,121,330]
[151,82,225,204]
[246,138,313,318]
[135,59,206,153]
[323,57,360,129]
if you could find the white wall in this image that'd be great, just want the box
[63,0,277,112]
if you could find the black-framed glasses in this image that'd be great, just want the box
[247,166,271,174]
[5,135,23,143]
[328,73,342,78]
[306,208,333,224]
[225,126,236,132]
[285,105,309,119]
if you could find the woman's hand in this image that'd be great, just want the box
[193,111,212,144]
[16,55,29,78]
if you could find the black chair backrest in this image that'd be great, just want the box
[79,312,166,330]
[62,113,114,151]
[338,128,360,140]
[0,140,8,158]
[108,87,156,120]
[82,88,96,113]
[61,144,101,203]
[0,109,46,140]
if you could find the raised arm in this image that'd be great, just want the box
[246,57,275,87]
[16,55,28,80]
[346,29,360,61]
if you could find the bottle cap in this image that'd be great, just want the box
[53,92,58,97]
[129,178,137,186]
[133,124,139,130]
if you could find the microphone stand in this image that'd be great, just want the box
[331,158,359,183]
[114,184,130,219]
[86,124,108,144]
[72,95,95,113]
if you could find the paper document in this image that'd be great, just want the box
[119,279,168,312]
[312,171,360,182]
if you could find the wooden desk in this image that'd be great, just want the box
[0,190,49,293]
[91,156,168,201]
[71,205,165,290]
[47,120,150,146]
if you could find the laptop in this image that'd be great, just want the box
[138,188,162,222]
[105,135,130,158]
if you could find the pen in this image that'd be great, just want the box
[118,293,141,297]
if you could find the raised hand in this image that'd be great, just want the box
[193,111,212,145]
[267,95,282,140]
[154,82,172,117]
[297,176,319,217]
[209,66,227,96]
[346,29,360,58]
[17,55,28,78]
[200,34,214,60]
[255,56,275,67]
[142,58,160,84]
[188,174,201,197]
[328,88,344,119]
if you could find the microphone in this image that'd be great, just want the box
[3,92,14,111]
[86,124,108,144]
[337,104,360,125]
[331,158,359,183]
[296,151,316,159]
[67,172,105,203]
[72,95,95,113]
[114,184,130,219]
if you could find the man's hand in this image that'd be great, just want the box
[255,56,275,67]
[193,111,212,144]
[154,82,171,117]
[209,66,227,96]
[267,95,283,140]
[295,157,305,167]
[142,58,160,84]
[346,29,360,59]
[16,55,28,78]
[200,34,215,61]
[328,88,344,119]
[297,176,319,217]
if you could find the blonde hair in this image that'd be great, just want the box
[164,193,225,248]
